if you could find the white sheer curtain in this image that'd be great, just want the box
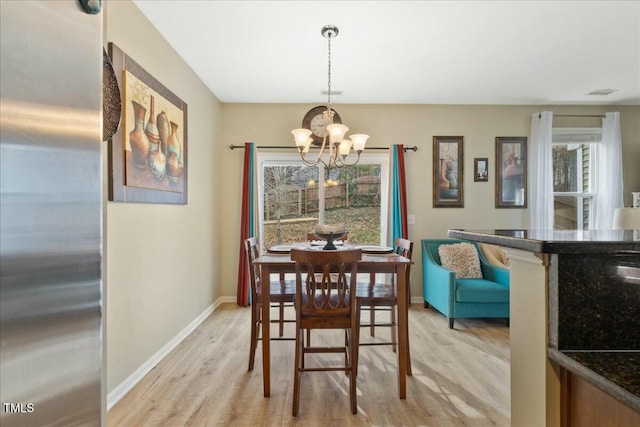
[529,111,554,229]
[592,112,623,229]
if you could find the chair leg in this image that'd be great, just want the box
[370,306,376,337]
[390,305,397,353]
[292,328,302,417]
[405,314,412,376]
[248,302,258,371]
[279,302,285,337]
[449,317,454,329]
[406,286,412,375]
[350,324,358,414]
[301,328,306,369]
[354,305,361,377]
[344,329,350,375]
[505,318,510,327]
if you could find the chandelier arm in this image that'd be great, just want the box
[337,151,362,167]
[298,152,322,168]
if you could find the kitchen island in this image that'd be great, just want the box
[448,229,640,427]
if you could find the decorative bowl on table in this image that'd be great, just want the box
[313,223,347,250]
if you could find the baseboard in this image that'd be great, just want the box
[107,296,231,410]
[410,296,424,304]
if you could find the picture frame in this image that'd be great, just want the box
[108,42,188,204]
[474,158,489,182]
[495,137,527,208]
[433,136,464,207]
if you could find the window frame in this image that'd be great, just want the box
[551,127,601,230]
[256,151,390,251]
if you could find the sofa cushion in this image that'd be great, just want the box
[455,278,509,303]
[438,243,482,279]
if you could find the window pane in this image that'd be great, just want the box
[263,165,319,247]
[552,145,578,192]
[325,165,381,244]
[261,161,385,247]
[554,196,591,230]
[552,144,591,193]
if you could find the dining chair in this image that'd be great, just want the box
[355,237,414,374]
[290,248,361,416]
[303,231,350,346]
[245,237,296,372]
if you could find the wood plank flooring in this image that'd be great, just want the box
[108,303,510,426]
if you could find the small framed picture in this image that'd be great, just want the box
[495,137,527,208]
[433,136,464,208]
[474,158,489,182]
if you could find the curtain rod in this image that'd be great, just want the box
[228,144,418,152]
[553,114,605,118]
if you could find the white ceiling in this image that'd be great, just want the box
[133,0,640,105]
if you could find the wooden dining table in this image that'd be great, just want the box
[253,248,413,399]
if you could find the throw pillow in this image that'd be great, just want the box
[497,247,510,267]
[438,243,483,279]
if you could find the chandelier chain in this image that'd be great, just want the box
[327,32,332,109]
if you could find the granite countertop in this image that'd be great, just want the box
[548,348,640,412]
[448,229,640,254]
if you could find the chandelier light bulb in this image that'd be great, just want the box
[350,134,369,151]
[292,128,312,147]
[338,139,352,156]
[327,123,348,144]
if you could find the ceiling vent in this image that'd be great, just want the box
[587,89,618,96]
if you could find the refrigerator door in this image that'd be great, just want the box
[0,1,103,426]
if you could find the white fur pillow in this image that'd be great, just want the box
[438,243,482,279]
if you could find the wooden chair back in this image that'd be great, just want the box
[245,236,261,301]
[291,248,361,320]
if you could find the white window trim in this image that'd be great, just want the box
[256,151,390,250]
[551,128,601,230]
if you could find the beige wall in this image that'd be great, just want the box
[104,1,222,394]
[220,104,640,299]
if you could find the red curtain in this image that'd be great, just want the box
[236,142,254,306]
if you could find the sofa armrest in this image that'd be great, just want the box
[422,242,456,315]
[480,261,510,287]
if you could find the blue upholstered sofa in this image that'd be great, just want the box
[422,239,510,329]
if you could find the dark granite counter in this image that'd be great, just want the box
[549,349,640,413]
[448,229,640,254]
[447,228,640,415]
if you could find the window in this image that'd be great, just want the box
[257,152,389,250]
[552,128,600,230]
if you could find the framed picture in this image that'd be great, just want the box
[474,158,489,182]
[433,136,464,207]
[108,42,188,204]
[495,137,527,208]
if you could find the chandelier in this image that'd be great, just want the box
[291,25,368,171]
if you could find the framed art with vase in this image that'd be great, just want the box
[433,136,464,208]
[474,158,489,182]
[108,42,188,205]
[495,136,526,208]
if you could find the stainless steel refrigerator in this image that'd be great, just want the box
[1,1,103,425]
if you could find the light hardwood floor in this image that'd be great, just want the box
[108,303,510,426]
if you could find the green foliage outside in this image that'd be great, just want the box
[263,206,380,248]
